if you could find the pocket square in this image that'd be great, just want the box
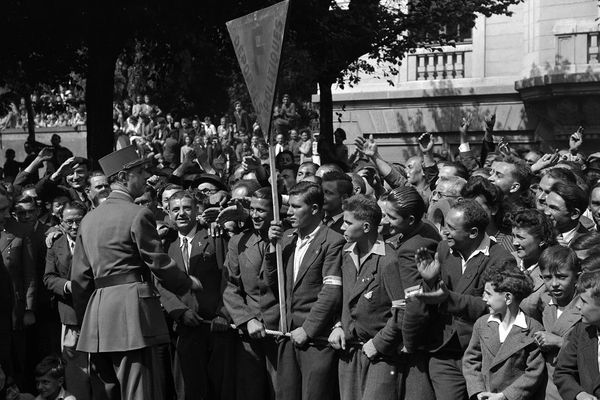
[364,291,373,300]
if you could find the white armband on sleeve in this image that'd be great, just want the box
[391,299,406,309]
[458,143,471,152]
[323,275,342,286]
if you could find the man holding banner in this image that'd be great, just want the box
[266,181,344,400]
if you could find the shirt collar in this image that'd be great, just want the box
[178,225,197,243]
[329,212,344,223]
[560,224,580,245]
[453,234,491,261]
[487,310,528,329]
[296,224,321,242]
[344,239,386,256]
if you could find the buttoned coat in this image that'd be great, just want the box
[554,322,600,400]
[223,230,279,330]
[1,221,36,330]
[541,294,581,400]
[70,190,193,353]
[43,235,77,326]
[264,225,344,338]
[463,313,546,400]
[426,239,513,352]
[158,225,229,324]
[386,222,441,352]
[340,242,405,356]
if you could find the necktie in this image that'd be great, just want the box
[182,238,190,273]
[69,240,75,255]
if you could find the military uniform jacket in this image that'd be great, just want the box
[71,190,193,353]
[43,235,77,325]
[158,225,229,325]
[1,220,36,331]
[264,224,344,338]
[340,241,405,357]
[426,238,513,353]
[223,230,279,330]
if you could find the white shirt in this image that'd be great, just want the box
[344,240,386,272]
[293,225,321,282]
[488,310,528,343]
[178,226,197,273]
[455,234,491,274]
[558,224,579,246]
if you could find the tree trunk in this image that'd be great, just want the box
[24,94,36,139]
[317,76,335,165]
[85,7,121,168]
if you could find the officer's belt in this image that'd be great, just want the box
[94,271,144,289]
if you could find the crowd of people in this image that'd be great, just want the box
[0,88,86,130]
[1,108,600,400]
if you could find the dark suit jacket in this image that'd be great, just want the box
[340,242,404,356]
[554,322,600,400]
[264,225,344,338]
[43,235,77,325]
[463,313,546,400]
[426,238,513,353]
[1,221,36,330]
[71,190,193,353]
[158,225,229,325]
[386,222,441,352]
[567,223,590,248]
[223,230,279,330]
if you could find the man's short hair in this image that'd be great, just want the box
[34,355,65,379]
[461,176,503,206]
[168,190,196,207]
[159,184,183,199]
[232,179,262,196]
[550,181,589,216]
[483,260,534,302]
[440,176,467,197]
[347,173,366,194]
[441,161,469,180]
[379,186,425,222]
[252,187,281,210]
[62,200,88,217]
[544,167,577,184]
[288,181,323,208]
[342,195,382,228]
[451,199,489,232]
[298,162,319,173]
[322,171,353,197]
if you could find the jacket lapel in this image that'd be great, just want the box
[455,252,484,294]
[169,238,186,273]
[0,231,15,254]
[481,320,502,357]
[56,237,73,276]
[348,256,378,304]
[490,325,535,368]
[293,227,326,290]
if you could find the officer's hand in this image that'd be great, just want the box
[180,309,202,327]
[23,310,36,327]
[210,316,230,333]
[290,327,309,347]
[268,221,284,243]
[362,339,378,360]
[246,318,266,339]
[328,327,346,350]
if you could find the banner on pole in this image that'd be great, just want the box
[226,0,289,138]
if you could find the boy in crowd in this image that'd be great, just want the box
[34,356,75,400]
[463,262,546,400]
[554,270,600,400]
[533,245,581,400]
[328,195,404,400]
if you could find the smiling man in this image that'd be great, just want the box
[36,156,93,210]
[223,187,281,400]
[544,181,589,247]
[414,200,512,400]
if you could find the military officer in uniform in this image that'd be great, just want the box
[70,146,201,400]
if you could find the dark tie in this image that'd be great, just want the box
[182,238,190,273]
